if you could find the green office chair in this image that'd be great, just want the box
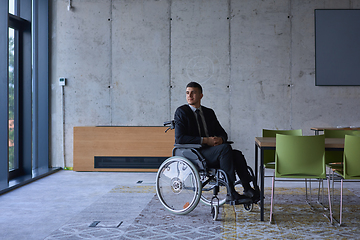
[269,134,332,224]
[329,135,360,226]
[324,129,360,165]
[322,129,360,205]
[262,129,302,170]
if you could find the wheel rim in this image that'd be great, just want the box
[156,157,201,215]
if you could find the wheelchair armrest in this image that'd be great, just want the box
[174,141,232,149]
[174,144,202,149]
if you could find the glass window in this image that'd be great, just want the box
[2,0,51,193]
[9,0,16,15]
[8,27,18,172]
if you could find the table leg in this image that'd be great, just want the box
[254,144,258,186]
[260,147,264,221]
[255,143,264,221]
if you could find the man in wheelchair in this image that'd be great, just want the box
[174,81,260,204]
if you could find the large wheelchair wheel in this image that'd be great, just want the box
[200,172,228,207]
[156,156,202,215]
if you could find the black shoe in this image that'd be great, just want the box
[243,188,260,203]
[226,191,252,204]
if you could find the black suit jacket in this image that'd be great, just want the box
[174,104,228,144]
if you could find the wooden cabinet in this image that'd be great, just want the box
[73,126,174,172]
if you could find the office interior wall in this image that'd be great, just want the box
[50,0,360,168]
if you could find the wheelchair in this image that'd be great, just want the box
[156,121,257,220]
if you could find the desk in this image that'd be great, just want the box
[254,137,344,221]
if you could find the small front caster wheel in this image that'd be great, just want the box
[244,202,254,212]
[211,205,219,221]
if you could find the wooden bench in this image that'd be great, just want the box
[73,126,175,172]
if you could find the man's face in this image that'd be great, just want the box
[186,87,203,107]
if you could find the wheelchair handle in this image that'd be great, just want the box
[164,120,175,133]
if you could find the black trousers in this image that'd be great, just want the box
[199,143,252,188]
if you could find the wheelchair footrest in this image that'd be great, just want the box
[226,199,252,206]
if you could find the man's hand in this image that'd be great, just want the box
[203,136,223,147]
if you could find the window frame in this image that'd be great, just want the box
[7,12,31,180]
[0,0,54,194]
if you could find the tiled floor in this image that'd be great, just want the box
[0,170,359,240]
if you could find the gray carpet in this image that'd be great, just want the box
[45,185,360,239]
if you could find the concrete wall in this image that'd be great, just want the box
[50,0,360,169]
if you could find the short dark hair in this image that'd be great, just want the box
[186,82,203,93]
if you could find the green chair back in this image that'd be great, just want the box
[324,129,360,165]
[324,129,359,138]
[262,129,302,169]
[352,131,360,136]
[275,134,326,178]
[342,135,360,179]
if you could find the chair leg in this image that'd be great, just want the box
[317,179,323,204]
[322,179,324,204]
[331,170,335,211]
[305,178,308,202]
[340,179,343,226]
[321,179,325,207]
[326,176,333,224]
[305,178,314,208]
[270,176,275,223]
[310,179,312,201]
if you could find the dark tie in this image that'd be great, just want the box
[195,109,206,137]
